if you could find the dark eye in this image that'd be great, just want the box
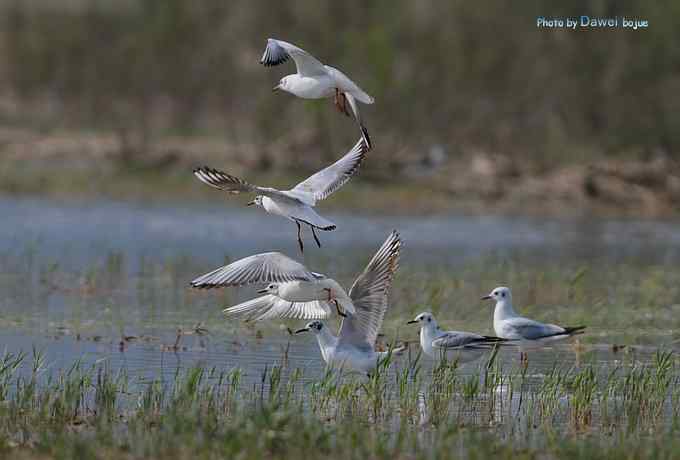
[493,291,497,296]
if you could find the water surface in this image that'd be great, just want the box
[0,196,678,388]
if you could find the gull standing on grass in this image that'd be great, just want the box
[190,251,357,318]
[407,312,508,363]
[193,138,368,253]
[261,38,374,149]
[294,231,402,375]
[481,286,586,363]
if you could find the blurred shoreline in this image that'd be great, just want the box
[3,126,679,218]
[1,1,679,218]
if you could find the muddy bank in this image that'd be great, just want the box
[437,152,680,217]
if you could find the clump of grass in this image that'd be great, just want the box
[0,348,678,458]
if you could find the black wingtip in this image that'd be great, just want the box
[260,40,290,67]
[358,137,370,155]
[482,336,509,342]
[564,326,587,335]
[360,125,372,151]
[190,283,220,290]
[193,166,214,174]
[261,57,289,67]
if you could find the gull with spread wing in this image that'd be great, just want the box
[193,138,367,253]
[190,251,357,319]
[481,286,586,362]
[294,231,402,375]
[261,38,374,148]
[407,312,509,363]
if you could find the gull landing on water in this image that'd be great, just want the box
[294,231,402,375]
[190,251,356,319]
[481,286,586,363]
[261,38,374,149]
[193,138,368,253]
[407,312,508,364]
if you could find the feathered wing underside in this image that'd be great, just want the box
[223,295,331,321]
[338,231,401,349]
[432,332,505,350]
[190,252,319,289]
[290,138,368,204]
[193,167,258,194]
[260,38,327,77]
[193,166,297,203]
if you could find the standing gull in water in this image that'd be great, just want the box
[295,231,402,375]
[261,38,374,149]
[481,286,585,363]
[190,251,357,318]
[193,138,367,253]
[407,312,508,363]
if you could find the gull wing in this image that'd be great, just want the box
[260,38,327,77]
[501,317,568,340]
[344,94,372,149]
[432,332,505,350]
[193,166,297,203]
[289,138,368,205]
[193,167,259,194]
[324,65,374,104]
[190,252,320,289]
[337,231,401,349]
[223,295,332,321]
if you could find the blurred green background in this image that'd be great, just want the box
[1,0,679,215]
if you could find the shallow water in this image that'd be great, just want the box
[1,196,679,388]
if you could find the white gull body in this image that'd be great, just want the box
[408,312,506,363]
[261,38,374,148]
[482,286,585,350]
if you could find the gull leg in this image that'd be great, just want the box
[296,221,304,253]
[311,226,322,248]
[333,88,341,113]
[323,287,332,301]
[334,88,350,117]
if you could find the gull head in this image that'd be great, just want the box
[407,312,437,328]
[481,286,512,303]
[273,76,293,93]
[247,195,264,207]
[295,320,324,335]
[257,283,279,295]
